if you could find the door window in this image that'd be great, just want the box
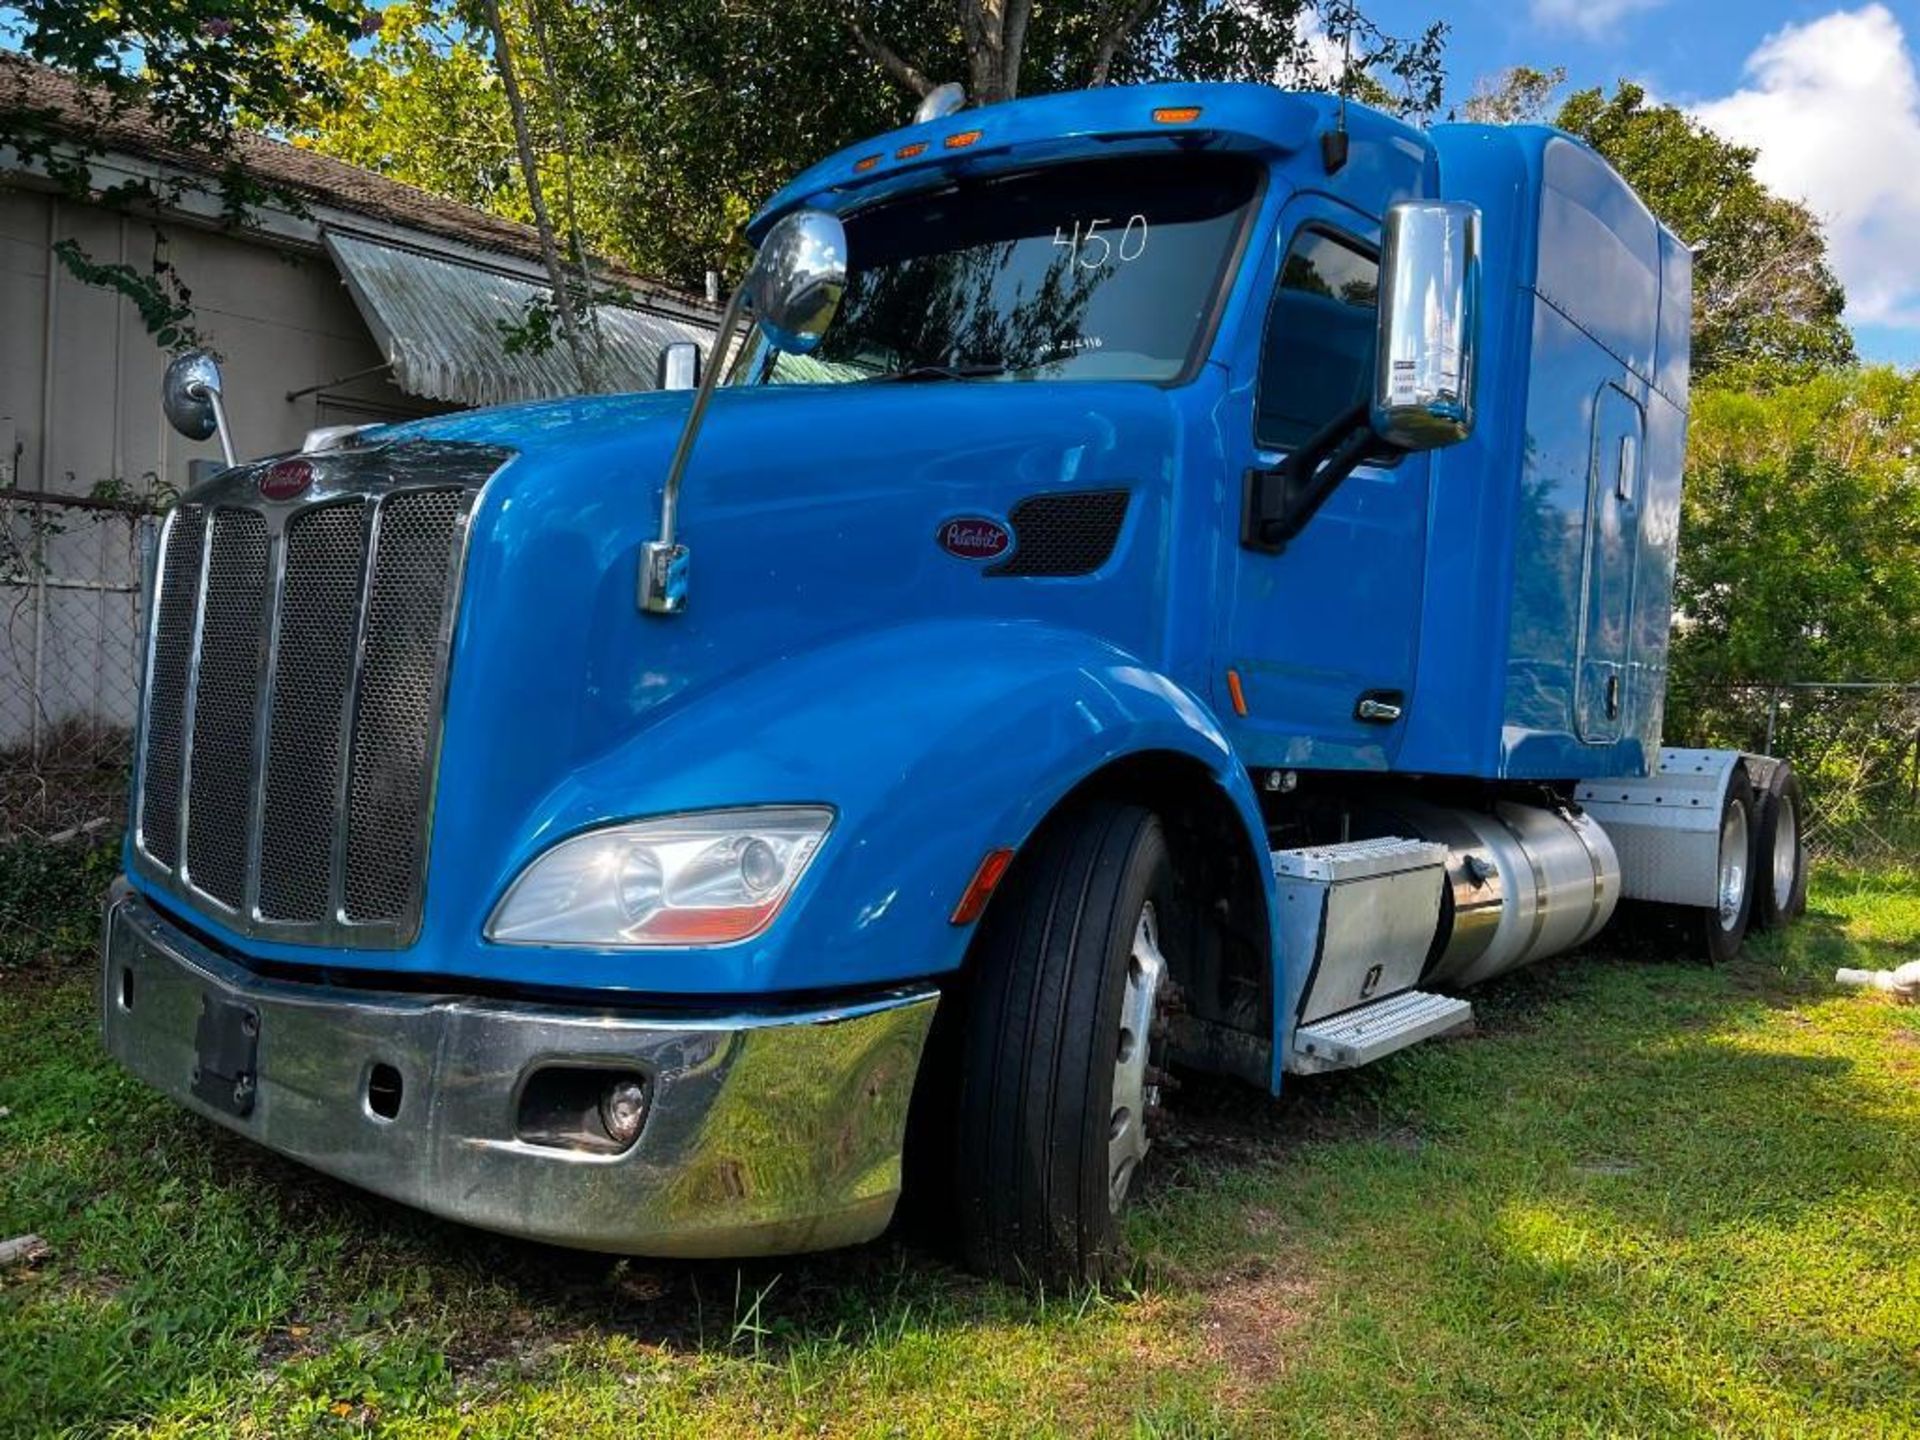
[1255,228,1380,450]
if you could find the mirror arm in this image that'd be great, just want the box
[200,384,237,468]
[639,284,748,616]
[1239,402,1388,554]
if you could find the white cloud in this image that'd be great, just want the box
[1530,0,1667,38]
[1694,5,1920,328]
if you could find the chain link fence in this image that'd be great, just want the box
[1666,679,1920,862]
[1,489,158,843]
[1,489,157,968]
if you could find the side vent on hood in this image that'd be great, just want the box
[988,489,1131,578]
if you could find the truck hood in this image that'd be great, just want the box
[386,379,1217,932]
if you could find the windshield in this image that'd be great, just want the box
[732,154,1260,386]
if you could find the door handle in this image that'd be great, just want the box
[1355,690,1405,724]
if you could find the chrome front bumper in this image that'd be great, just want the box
[100,887,939,1258]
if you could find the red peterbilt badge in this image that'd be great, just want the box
[938,516,1011,560]
[259,459,315,501]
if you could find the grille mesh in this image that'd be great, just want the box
[988,490,1131,577]
[258,503,369,922]
[133,454,482,945]
[345,489,464,923]
[138,505,206,869]
[184,510,270,908]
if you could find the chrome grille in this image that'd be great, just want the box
[345,489,465,923]
[133,444,501,947]
[183,510,270,909]
[258,503,369,923]
[138,505,206,870]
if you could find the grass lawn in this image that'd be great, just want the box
[2,863,1917,1438]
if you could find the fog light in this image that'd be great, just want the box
[600,1077,651,1147]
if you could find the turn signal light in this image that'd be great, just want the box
[951,847,1016,925]
[1152,106,1203,125]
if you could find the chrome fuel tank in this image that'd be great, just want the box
[1384,800,1621,987]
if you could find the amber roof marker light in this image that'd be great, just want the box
[1152,106,1203,125]
[895,141,929,159]
[944,129,984,149]
[853,153,882,172]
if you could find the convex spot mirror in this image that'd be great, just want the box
[162,349,224,442]
[747,209,848,355]
[1371,201,1481,452]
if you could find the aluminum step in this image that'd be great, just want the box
[1287,990,1473,1074]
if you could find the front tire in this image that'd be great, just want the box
[953,801,1175,1287]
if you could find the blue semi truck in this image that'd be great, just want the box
[102,82,1809,1285]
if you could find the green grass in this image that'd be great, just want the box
[3,865,1918,1437]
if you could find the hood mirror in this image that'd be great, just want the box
[162,349,237,466]
[1371,201,1481,452]
[745,209,848,356]
[639,208,849,617]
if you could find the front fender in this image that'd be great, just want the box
[485,620,1274,997]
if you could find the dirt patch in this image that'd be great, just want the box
[1193,1256,1314,1397]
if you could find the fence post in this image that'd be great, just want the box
[1765,685,1781,754]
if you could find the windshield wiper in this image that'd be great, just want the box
[868,361,1012,383]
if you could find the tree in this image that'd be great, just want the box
[1556,83,1853,384]
[843,0,1444,110]
[1460,64,1563,125]
[1669,369,1920,832]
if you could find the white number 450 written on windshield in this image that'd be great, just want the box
[1052,215,1149,268]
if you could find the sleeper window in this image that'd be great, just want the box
[1256,228,1380,451]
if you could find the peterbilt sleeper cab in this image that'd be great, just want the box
[102,82,1809,1286]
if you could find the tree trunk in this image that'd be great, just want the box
[482,0,594,392]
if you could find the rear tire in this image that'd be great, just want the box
[953,801,1175,1287]
[1750,763,1808,930]
[1698,760,1756,963]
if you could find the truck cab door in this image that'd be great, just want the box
[1212,197,1429,771]
[1574,383,1647,742]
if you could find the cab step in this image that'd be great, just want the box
[1287,990,1473,1074]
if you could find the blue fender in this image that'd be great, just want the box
[480,618,1279,1003]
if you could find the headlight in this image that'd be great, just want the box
[486,807,833,947]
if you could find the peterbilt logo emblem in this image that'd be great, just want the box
[938,516,1011,561]
[259,460,315,501]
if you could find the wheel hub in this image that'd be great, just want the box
[1108,901,1168,1214]
[1717,799,1750,932]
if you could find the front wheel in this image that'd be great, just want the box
[953,801,1176,1287]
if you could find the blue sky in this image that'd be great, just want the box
[1365,0,1920,367]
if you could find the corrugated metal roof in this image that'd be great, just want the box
[326,230,713,407]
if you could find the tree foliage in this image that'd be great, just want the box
[1555,83,1854,384]
[1669,369,1920,834]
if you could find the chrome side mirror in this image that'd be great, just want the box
[1371,202,1481,451]
[657,341,702,391]
[639,208,849,616]
[162,349,236,466]
[745,209,848,356]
